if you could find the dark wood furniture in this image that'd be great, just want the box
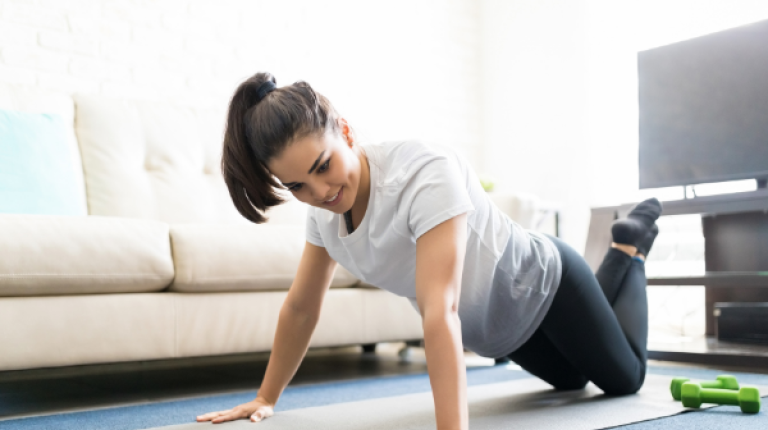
[585,189,768,366]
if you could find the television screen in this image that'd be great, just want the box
[638,19,768,189]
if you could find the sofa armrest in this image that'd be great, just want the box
[0,214,174,296]
[488,191,562,236]
[488,191,541,229]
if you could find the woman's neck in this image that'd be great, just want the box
[349,145,371,229]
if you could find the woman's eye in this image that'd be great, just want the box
[288,159,329,192]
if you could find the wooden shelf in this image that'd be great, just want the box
[649,336,768,369]
[588,193,768,356]
[648,272,768,287]
[593,189,768,218]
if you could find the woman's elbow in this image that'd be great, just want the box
[421,305,461,333]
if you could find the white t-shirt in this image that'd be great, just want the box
[305,141,562,358]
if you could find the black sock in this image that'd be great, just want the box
[627,198,661,228]
[611,198,662,254]
[636,223,659,257]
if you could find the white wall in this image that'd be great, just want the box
[478,0,768,250]
[479,0,592,249]
[4,0,768,252]
[584,0,768,338]
[585,0,768,207]
[0,0,483,166]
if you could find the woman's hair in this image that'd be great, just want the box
[222,72,341,223]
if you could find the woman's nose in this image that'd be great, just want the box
[309,183,330,202]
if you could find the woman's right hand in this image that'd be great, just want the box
[196,397,275,424]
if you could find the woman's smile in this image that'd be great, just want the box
[323,187,343,206]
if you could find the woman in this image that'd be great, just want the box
[196,72,661,429]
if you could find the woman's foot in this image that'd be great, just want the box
[611,198,662,256]
[626,197,662,227]
[635,223,659,258]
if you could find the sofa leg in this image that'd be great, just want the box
[397,339,424,360]
[404,339,422,348]
[361,343,377,353]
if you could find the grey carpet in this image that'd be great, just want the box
[148,374,767,429]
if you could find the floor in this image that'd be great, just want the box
[1,342,766,423]
[0,343,489,420]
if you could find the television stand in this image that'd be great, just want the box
[648,335,768,368]
[585,189,768,367]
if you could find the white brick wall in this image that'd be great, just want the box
[0,0,483,166]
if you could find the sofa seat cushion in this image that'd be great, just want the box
[169,224,359,293]
[0,215,174,296]
[174,289,423,358]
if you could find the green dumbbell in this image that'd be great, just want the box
[670,375,739,401]
[681,382,761,414]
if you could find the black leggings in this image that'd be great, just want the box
[505,236,648,395]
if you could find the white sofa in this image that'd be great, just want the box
[0,84,542,372]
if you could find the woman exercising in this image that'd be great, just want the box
[196,72,661,429]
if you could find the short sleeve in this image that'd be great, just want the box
[403,156,475,240]
[305,207,325,247]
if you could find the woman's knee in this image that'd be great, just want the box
[551,374,589,391]
[600,373,645,396]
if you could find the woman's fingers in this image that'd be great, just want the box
[197,401,273,424]
[212,409,247,424]
[196,410,232,422]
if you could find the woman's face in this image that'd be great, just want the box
[267,127,363,214]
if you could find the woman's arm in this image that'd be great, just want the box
[415,213,469,430]
[257,241,337,405]
[197,241,338,424]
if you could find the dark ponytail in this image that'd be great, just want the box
[222,72,341,223]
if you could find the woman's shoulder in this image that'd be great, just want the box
[370,139,456,155]
[367,140,433,160]
[367,140,461,178]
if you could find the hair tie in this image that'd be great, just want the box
[256,81,277,103]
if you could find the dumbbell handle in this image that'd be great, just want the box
[700,380,730,389]
[698,388,740,406]
[671,376,739,401]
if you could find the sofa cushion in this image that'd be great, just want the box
[264,197,311,226]
[0,290,423,371]
[74,94,309,226]
[169,223,359,293]
[74,94,243,223]
[174,289,423,358]
[0,293,175,371]
[0,84,87,215]
[0,215,174,296]
[0,109,85,216]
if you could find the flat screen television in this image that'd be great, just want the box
[638,18,768,189]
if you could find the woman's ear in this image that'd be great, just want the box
[338,118,353,145]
